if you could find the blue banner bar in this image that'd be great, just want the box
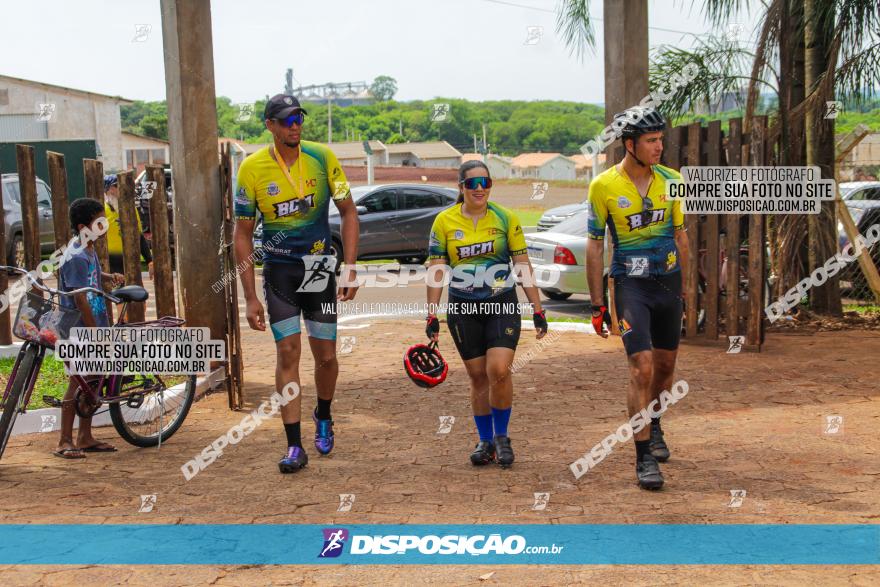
[0,524,876,565]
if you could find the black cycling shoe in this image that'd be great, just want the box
[649,419,670,462]
[494,435,514,468]
[636,453,665,490]
[470,441,496,466]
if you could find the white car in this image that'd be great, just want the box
[525,210,607,301]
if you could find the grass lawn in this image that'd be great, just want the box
[0,352,68,410]
[512,208,544,226]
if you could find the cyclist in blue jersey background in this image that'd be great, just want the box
[233,94,360,474]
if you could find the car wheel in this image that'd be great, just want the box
[541,289,572,301]
[8,234,24,269]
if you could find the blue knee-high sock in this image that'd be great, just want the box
[474,414,494,442]
[491,407,511,437]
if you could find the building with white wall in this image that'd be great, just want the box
[122,131,169,173]
[329,140,387,167]
[385,141,461,168]
[510,153,577,180]
[0,75,132,171]
[461,153,513,178]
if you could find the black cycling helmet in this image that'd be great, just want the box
[613,107,666,139]
[403,341,448,388]
[614,107,666,167]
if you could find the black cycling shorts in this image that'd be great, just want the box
[263,259,337,341]
[613,273,682,356]
[447,289,521,361]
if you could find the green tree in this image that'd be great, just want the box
[370,76,398,101]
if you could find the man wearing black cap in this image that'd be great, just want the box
[233,94,360,474]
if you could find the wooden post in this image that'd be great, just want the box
[0,177,10,344]
[83,159,109,273]
[15,145,40,271]
[219,144,243,409]
[664,126,684,170]
[684,123,701,338]
[704,121,722,340]
[146,165,176,318]
[161,0,227,343]
[747,116,767,348]
[725,118,743,335]
[46,151,72,249]
[117,171,146,323]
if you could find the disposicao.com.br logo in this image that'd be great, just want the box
[318,528,563,558]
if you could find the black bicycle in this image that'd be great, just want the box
[0,266,196,460]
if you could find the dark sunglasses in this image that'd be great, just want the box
[274,112,305,127]
[460,176,492,190]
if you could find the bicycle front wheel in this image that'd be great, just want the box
[108,373,196,447]
[0,343,40,460]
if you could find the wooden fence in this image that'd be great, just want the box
[663,116,769,350]
[0,144,244,408]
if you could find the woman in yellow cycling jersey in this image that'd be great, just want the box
[425,160,548,468]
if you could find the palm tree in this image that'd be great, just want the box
[557,0,880,315]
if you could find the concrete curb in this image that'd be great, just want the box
[9,367,226,437]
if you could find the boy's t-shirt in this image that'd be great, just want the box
[59,242,109,327]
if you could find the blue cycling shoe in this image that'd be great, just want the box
[278,446,308,474]
[313,410,335,455]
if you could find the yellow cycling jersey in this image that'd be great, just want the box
[588,164,684,278]
[428,201,527,299]
[104,202,143,256]
[235,141,351,262]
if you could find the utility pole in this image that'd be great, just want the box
[473,134,477,153]
[160,0,226,342]
[399,119,403,135]
[482,123,487,154]
[327,94,332,143]
[285,68,293,95]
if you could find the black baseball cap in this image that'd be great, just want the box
[264,94,308,120]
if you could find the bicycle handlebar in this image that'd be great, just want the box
[0,265,122,304]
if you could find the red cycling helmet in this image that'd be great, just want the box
[404,341,448,388]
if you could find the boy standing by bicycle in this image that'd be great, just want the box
[53,199,124,459]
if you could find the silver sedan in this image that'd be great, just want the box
[525,210,607,301]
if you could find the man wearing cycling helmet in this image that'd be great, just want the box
[103,175,154,278]
[586,107,688,490]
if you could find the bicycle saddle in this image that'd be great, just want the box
[110,285,149,302]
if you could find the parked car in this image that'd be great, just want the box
[1,173,58,268]
[525,210,608,300]
[536,199,588,231]
[838,181,880,249]
[838,184,880,297]
[328,184,457,265]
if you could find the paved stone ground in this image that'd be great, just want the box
[1,319,878,584]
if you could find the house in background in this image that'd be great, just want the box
[122,131,169,173]
[510,153,577,180]
[330,140,387,167]
[838,132,880,181]
[461,153,513,179]
[0,75,132,170]
[385,141,462,168]
[568,153,606,182]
